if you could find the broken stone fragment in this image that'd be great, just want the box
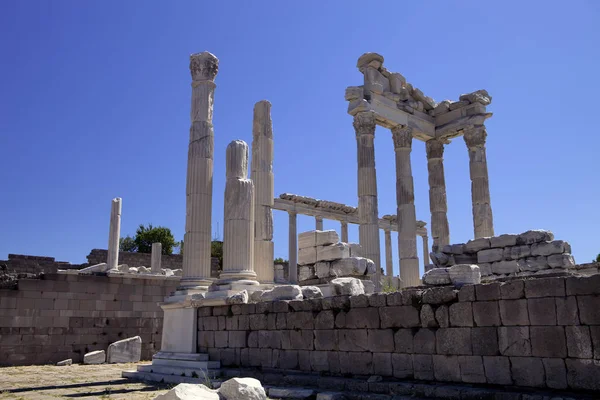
[422,268,451,286]
[218,377,267,400]
[411,88,436,110]
[330,257,374,277]
[331,277,365,296]
[301,286,322,299]
[356,52,384,71]
[316,230,340,247]
[448,264,481,287]
[316,243,350,262]
[260,285,303,302]
[433,100,452,116]
[107,336,141,363]
[388,72,407,93]
[227,290,248,305]
[83,350,105,365]
[449,100,470,110]
[530,240,569,256]
[547,254,576,269]
[518,256,548,272]
[345,86,364,101]
[516,230,554,245]
[490,234,518,248]
[349,243,362,257]
[56,359,72,366]
[78,263,108,274]
[249,290,265,303]
[459,89,492,105]
[154,383,219,400]
[298,265,316,281]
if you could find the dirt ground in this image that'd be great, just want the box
[0,363,171,399]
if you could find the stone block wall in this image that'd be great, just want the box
[0,254,86,275]
[197,274,600,391]
[0,273,179,366]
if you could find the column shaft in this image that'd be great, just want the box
[340,221,349,243]
[464,125,494,238]
[251,100,275,283]
[107,197,122,271]
[426,139,450,251]
[151,242,162,274]
[353,112,381,291]
[391,126,419,287]
[315,216,324,231]
[384,230,393,277]
[422,236,430,265]
[182,52,219,289]
[288,212,298,284]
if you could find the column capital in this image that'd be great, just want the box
[391,125,413,149]
[463,125,487,148]
[425,138,445,159]
[353,111,376,137]
[190,51,219,82]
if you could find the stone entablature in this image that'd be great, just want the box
[197,274,600,392]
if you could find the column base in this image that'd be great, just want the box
[178,277,214,292]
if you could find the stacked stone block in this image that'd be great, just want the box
[296,230,374,285]
[197,274,600,391]
[429,230,576,279]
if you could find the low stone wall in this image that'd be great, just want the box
[197,274,600,391]
[0,254,87,275]
[0,273,179,366]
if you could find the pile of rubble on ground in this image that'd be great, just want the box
[58,336,142,367]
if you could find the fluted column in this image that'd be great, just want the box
[340,221,349,243]
[315,216,324,231]
[107,197,122,271]
[464,125,494,238]
[181,52,218,290]
[151,242,162,274]
[288,212,298,284]
[251,100,275,283]
[219,140,258,284]
[384,229,393,277]
[426,139,450,251]
[422,236,430,265]
[354,111,381,291]
[391,125,419,287]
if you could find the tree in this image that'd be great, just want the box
[119,236,137,252]
[130,224,177,255]
[211,240,223,268]
[274,257,288,265]
[595,253,600,263]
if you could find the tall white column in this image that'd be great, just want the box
[219,140,258,285]
[464,125,494,238]
[340,221,349,243]
[354,111,382,291]
[426,138,450,251]
[391,125,419,287]
[288,212,298,284]
[315,216,324,231]
[181,52,219,290]
[251,100,275,283]
[151,242,162,274]
[384,229,393,277]
[107,197,122,271]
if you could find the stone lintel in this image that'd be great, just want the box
[435,113,493,141]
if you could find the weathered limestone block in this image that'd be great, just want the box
[261,285,302,302]
[227,290,248,305]
[491,260,519,274]
[477,248,504,263]
[301,286,322,299]
[57,359,72,366]
[298,265,315,281]
[218,377,266,400]
[422,268,451,286]
[315,261,331,278]
[489,234,517,248]
[498,327,531,356]
[298,247,317,266]
[530,240,570,256]
[249,290,265,303]
[548,253,575,268]
[83,350,106,364]
[566,359,600,391]
[155,383,219,400]
[316,243,350,262]
[331,277,365,296]
[518,256,548,272]
[442,243,465,255]
[298,231,317,250]
[459,89,492,106]
[349,243,362,257]
[107,336,141,363]
[509,245,531,260]
[345,86,364,101]
[330,257,374,277]
[464,238,490,253]
[268,388,315,399]
[448,264,481,287]
[516,230,554,245]
[316,230,340,246]
[478,263,492,276]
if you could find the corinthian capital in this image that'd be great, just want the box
[391,125,413,149]
[463,125,487,148]
[190,51,219,82]
[353,112,376,137]
[426,139,445,159]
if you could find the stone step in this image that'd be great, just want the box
[122,370,222,385]
[152,358,220,369]
[137,364,220,379]
[152,352,209,362]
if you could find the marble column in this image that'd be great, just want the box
[218,140,258,284]
[106,197,122,271]
[354,111,381,291]
[464,125,494,238]
[151,242,162,274]
[422,236,430,265]
[340,221,349,243]
[391,125,419,287]
[384,229,393,277]
[251,100,275,283]
[315,216,324,231]
[181,52,219,290]
[288,212,298,284]
[426,139,450,251]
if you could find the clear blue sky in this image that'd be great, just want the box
[1,1,599,275]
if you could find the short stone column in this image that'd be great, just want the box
[251,100,275,283]
[464,125,494,238]
[218,140,258,284]
[422,235,430,265]
[354,111,381,290]
[315,216,324,231]
[391,125,419,287]
[384,229,393,277]
[288,212,298,284]
[107,197,122,271]
[340,221,349,243]
[151,243,162,274]
[181,52,219,290]
[426,138,450,251]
